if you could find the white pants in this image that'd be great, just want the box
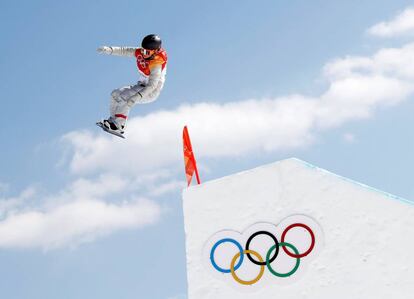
[109,83,142,127]
[109,80,164,128]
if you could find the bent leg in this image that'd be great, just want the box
[109,84,144,128]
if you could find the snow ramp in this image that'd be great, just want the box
[182,158,414,299]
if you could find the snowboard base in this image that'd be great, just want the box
[96,121,125,139]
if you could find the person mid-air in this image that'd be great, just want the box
[96,34,168,138]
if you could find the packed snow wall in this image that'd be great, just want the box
[182,158,414,299]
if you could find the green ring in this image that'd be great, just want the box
[266,242,301,277]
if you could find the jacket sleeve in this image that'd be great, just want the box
[136,65,163,103]
[107,46,138,57]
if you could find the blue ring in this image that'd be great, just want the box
[210,238,244,273]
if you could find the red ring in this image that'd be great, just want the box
[281,223,315,258]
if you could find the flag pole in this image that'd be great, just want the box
[194,158,201,185]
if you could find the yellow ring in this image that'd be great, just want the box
[230,250,265,285]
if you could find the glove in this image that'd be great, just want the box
[97,46,113,55]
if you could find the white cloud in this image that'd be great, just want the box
[0,198,161,250]
[68,173,129,199]
[147,180,186,197]
[0,186,37,218]
[62,96,318,176]
[0,173,164,250]
[368,7,414,38]
[62,42,414,176]
[323,43,414,80]
[0,164,186,250]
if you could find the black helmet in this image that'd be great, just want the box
[141,34,162,50]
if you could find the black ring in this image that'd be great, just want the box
[245,230,279,266]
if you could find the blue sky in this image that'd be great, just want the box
[1,1,414,298]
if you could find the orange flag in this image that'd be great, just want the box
[183,126,200,186]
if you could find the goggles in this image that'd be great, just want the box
[141,48,156,57]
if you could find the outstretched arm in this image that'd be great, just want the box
[97,46,137,57]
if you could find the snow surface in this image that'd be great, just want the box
[182,158,414,299]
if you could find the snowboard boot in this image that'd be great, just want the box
[103,119,125,135]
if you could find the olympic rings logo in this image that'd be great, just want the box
[204,215,323,287]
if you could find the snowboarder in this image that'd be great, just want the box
[96,34,168,138]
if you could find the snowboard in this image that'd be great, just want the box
[96,121,125,139]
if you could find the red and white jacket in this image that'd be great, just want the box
[106,46,167,102]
